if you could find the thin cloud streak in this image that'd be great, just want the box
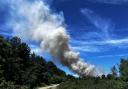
[71,37,128,53]
[72,46,101,53]
[81,8,113,40]
[97,53,128,58]
[72,38,128,45]
[73,8,128,53]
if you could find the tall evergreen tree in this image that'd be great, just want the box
[119,58,128,79]
[0,35,67,88]
[111,65,117,77]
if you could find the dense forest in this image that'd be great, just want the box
[1,35,128,89]
[0,35,71,89]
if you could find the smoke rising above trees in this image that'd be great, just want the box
[7,0,102,76]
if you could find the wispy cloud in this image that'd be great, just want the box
[81,8,113,40]
[88,0,128,5]
[69,8,113,53]
[72,46,101,53]
[71,37,128,53]
[76,8,128,53]
[97,53,128,58]
[72,38,128,46]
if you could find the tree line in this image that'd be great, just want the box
[1,35,128,89]
[57,54,128,89]
[0,35,71,89]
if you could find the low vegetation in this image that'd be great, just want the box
[57,58,128,89]
[57,77,128,89]
[1,35,128,89]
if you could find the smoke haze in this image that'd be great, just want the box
[8,0,102,76]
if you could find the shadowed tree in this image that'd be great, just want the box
[10,37,21,47]
[119,58,128,80]
[0,35,67,88]
[111,65,117,78]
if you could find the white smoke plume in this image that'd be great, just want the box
[8,0,102,76]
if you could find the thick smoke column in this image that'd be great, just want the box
[9,0,102,76]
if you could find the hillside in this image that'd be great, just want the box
[1,35,128,89]
[0,35,68,89]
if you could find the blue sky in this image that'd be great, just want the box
[0,0,128,75]
[51,0,128,74]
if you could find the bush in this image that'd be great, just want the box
[57,78,128,89]
[0,80,29,89]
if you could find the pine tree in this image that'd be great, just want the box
[111,65,117,77]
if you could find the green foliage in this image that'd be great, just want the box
[57,58,128,89]
[107,74,114,80]
[119,58,128,80]
[0,36,67,89]
[2,35,128,89]
[0,80,29,89]
[111,65,118,77]
[57,78,128,89]
[101,74,106,79]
